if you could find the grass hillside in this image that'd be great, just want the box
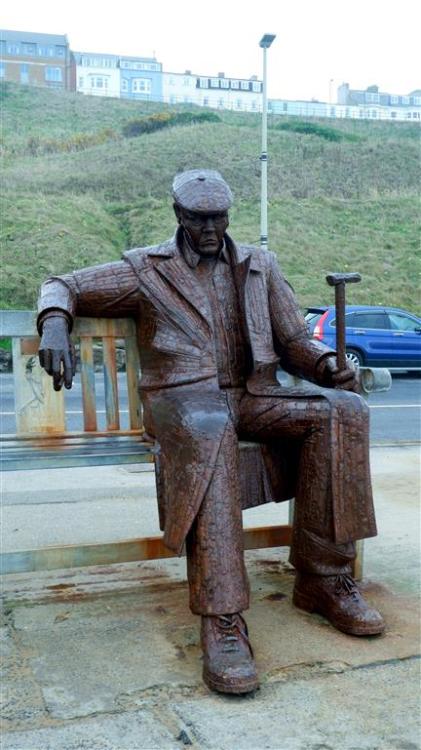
[1,81,420,313]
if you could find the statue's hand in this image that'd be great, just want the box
[321,356,360,392]
[38,316,76,391]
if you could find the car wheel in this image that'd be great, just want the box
[346,348,364,367]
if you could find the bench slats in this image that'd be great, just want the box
[1,435,154,471]
[125,336,142,430]
[103,337,120,431]
[80,337,97,431]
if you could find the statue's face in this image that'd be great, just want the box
[175,205,229,257]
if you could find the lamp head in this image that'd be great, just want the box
[259,34,276,48]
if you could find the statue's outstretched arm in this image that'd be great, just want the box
[37,259,140,391]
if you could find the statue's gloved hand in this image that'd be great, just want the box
[319,356,360,392]
[38,316,76,391]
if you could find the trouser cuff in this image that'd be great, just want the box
[289,528,355,576]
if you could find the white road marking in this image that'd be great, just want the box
[368,404,421,409]
[1,406,420,416]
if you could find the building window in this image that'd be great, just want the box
[330,106,335,117]
[45,67,62,82]
[203,96,209,105]
[183,76,191,86]
[39,46,55,57]
[199,77,208,88]
[371,109,377,118]
[210,78,219,88]
[20,63,29,84]
[391,111,397,118]
[283,102,288,112]
[121,60,159,71]
[413,96,421,106]
[390,95,399,104]
[236,99,242,109]
[252,81,261,93]
[121,78,128,92]
[132,78,151,93]
[218,97,224,107]
[366,92,379,103]
[22,43,36,55]
[78,76,84,88]
[402,96,410,105]
[220,79,229,89]
[231,80,239,89]
[251,100,257,110]
[0,62,5,78]
[55,46,65,57]
[7,44,19,54]
[90,76,108,89]
[240,81,249,91]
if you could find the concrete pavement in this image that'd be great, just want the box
[1,445,420,749]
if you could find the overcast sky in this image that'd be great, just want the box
[2,0,419,101]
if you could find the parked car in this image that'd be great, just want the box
[304,305,421,370]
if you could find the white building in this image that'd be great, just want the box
[163,70,263,111]
[269,98,421,122]
[73,51,121,98]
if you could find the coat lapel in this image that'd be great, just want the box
[155,254,213,330]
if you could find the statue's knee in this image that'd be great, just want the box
[338,390,369,422]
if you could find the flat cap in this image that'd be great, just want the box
[172,169,233,213]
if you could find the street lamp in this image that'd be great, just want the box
[259,33,276,250]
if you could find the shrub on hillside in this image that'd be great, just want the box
[274,120,358,142]
[26,128,119,156]
[122,110,220,137]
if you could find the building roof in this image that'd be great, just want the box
[72,51,120,62]
[120,55,160,62]
[163,70,262,83]
[0,29,68,45]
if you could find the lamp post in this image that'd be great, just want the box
[259,33,276,250]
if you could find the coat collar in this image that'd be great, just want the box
[147,229,262,272]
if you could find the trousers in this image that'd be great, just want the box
[183,387,368,615]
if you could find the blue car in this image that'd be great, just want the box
[305,305,421,370]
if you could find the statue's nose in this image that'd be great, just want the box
[204,217,216,231]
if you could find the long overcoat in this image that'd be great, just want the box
[38,229,377,552]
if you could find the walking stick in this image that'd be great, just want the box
[326,272,361,370]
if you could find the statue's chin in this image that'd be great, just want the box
[198,242,221,258]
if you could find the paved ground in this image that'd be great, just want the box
[1,445,420,750]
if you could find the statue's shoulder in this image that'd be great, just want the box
[236,242,278,271]
[123,237,176,269]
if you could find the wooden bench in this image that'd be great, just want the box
[2,310,302,576]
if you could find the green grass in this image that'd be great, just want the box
[1,82,420,313]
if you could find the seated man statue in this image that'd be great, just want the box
[38,169,384,695]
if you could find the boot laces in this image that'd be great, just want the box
[334,574,359,599]
[216,614,243,653]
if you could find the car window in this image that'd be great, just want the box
[388,313,421,332]
[304,311,324,324]
[329,312,356,327]
[352,312,390,329]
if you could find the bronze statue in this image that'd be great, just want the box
[38,169,384,695]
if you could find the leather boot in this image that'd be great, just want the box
[293,572,385,636]
[201,613,259,694]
